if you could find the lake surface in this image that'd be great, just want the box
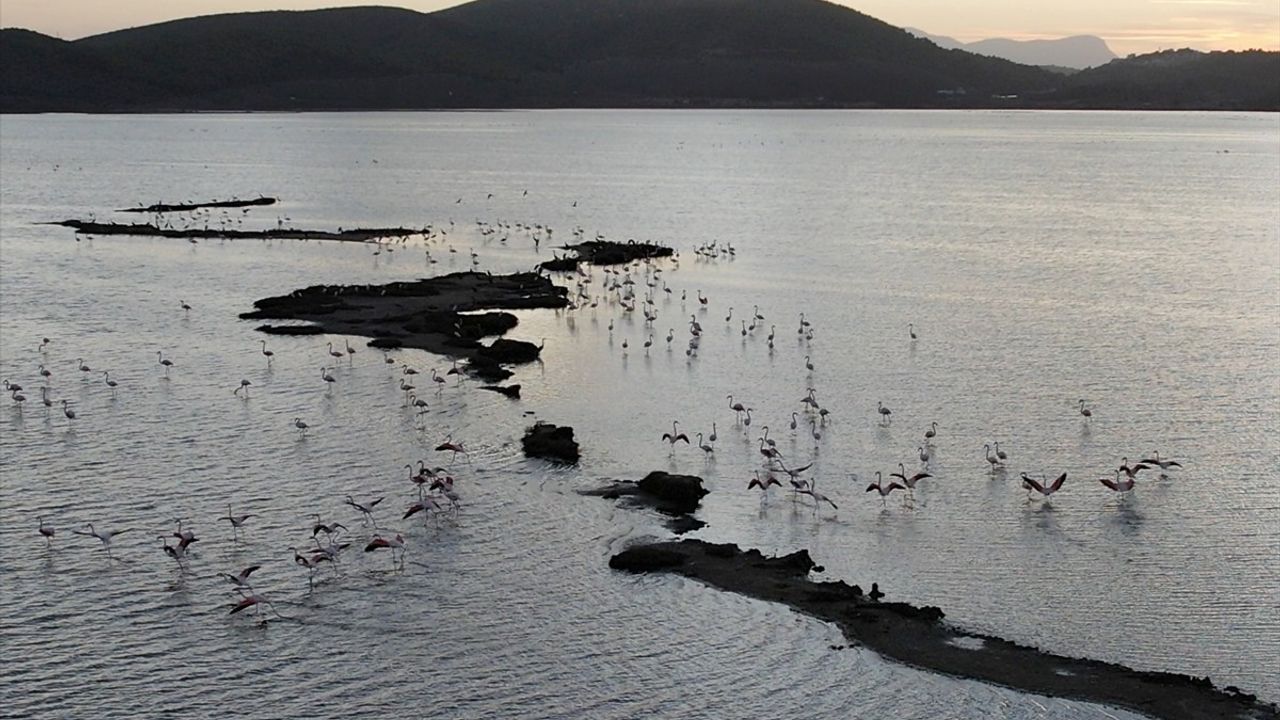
[1,110,1277,719]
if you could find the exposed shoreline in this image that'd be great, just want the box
[46,219,420,243]
[611,539,1278,720]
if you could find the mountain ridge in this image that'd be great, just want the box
[1,2,1275,112]
[905,28,1117,69]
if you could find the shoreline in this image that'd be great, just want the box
[611,539,1278,720]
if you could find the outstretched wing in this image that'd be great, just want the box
[1048,473,1067,493]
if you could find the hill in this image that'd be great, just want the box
[907,28,1117,69]
[0,2,1274,112]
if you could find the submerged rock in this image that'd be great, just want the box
[479,384,521,398]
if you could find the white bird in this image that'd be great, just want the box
[73,523,132,559]
[223,505,253,539]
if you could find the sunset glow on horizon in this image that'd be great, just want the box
[1,0,1276,55]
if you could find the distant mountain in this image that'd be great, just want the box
[907,28,1117,69]
[0,2,1273,112]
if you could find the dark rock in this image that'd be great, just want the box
[704,542,739,558]
[466,357,513,382]
[477,338,541,364]
[665,515,705,535]
[609,546,687,572]
[636,471,709,514]
[479,384,521,398]
[254,324,323,335]
[521,422,579,464]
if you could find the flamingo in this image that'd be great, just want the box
[662,421,690,447]
[365,534,406,568]
[761,426,776,448]
[918,446,930,465]
[344,339,357,357]
[742,408,753,427]
[101,371,118,394]
[38,364,52,381]
[219,565,262,589]
[890,463,932,491]
[39,386,53,408]
[994,442,1008,462]
[37,338,50,352]
[159,535,198,566]
[727,395,746,418]
[908,323,917,340]
[1099,470,1135,493]
[876,402,892,424]
[180,300,192,312]
[260,340,274,364]
[345,495,384,526]
[696,433,714,454]
[758,437,781,460]
[790,412,799,431]
[311,517,347,538]
[666,328,674,345]
[223,505,253,540]
[740,319,748,337]
[429,368,447,389]
[804,356,814,372]
[38,517,56,545]
[77,358,91,373]
[797,488,838,511]
[697,290,708,306]
[404,495,445,522]
[155,351,174,377]
[984,444,1002,470]
[327,342,344,359]
[73,523,132,559]
[1119,457,1150,480]
[924,422,937,441]
[289,547,330,586]
[60,399,76,420]
[725,307,733,323]
[234,379,252,396]
[798,312,810,334]
[708,422,718,443]
[408,392,429,412]
[644,334,654,353]
[2,380,21,393]
[1021,472,1067,500]
[435,436,470,463]
[292,417,310,436]
[320,367,336,386]
[10,389,25,406]
[1078,399,1092,419]
[748,470,781,494]
[866,472,905,506]
[1140,451,1183,471]
[228,591,277,618]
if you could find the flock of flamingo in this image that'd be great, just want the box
[7,209,1186,624]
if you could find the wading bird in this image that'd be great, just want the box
[866,472,905,506]
[877,402,892,424]
[365,534,406,569]
[223,505,253,540]
[1099,470,1135,494]
[73,523,132,559]
[1020,472,1067,500]
[662,421,690,448]
[345,495,384,526]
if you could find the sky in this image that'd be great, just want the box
[1,0,1277,55]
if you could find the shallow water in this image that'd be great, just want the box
[1,110,1277,718]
